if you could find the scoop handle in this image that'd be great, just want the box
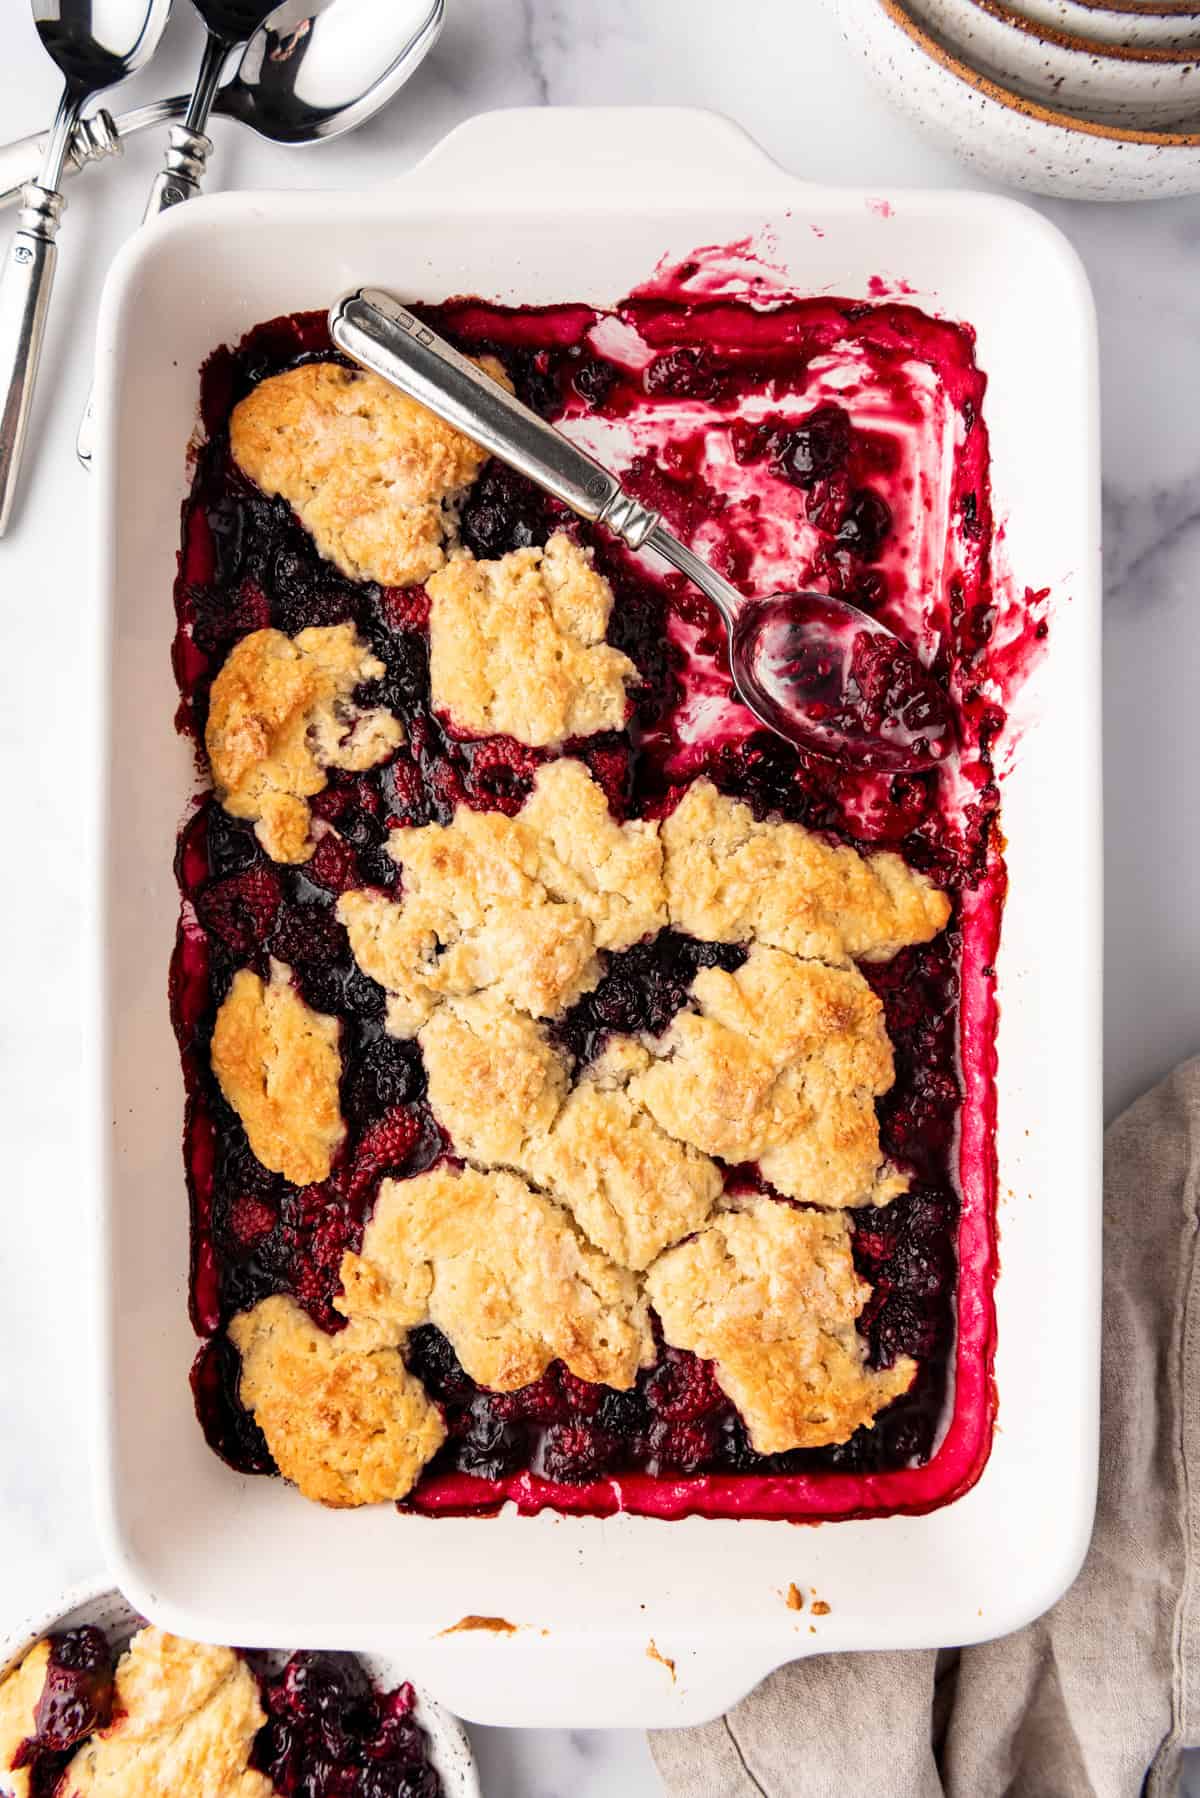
[329,286,662,551]
[0,183,65,535]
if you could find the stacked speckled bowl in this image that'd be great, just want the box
[832,0,1200,198]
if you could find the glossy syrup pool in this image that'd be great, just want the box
[11,1635,441,1798]
[173,262,1044,1521]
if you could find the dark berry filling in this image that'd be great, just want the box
[172,272,1022,1522]
[252,1652,442,1798]
[11,1628,115,1798]
[551,932,747,1067]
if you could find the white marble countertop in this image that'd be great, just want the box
[0,2,1197,1793]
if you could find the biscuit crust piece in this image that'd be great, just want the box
[230,1295,445,1509]
[662,779,951,964]
[205,623,403,863]
[418,1004,723,1269]
[419,994,569,1168]
[0,1639,49,1798]
[529,1074,724,1271]
[645,1198,916,1453]
[338,1165,653,1390]
[211,964,344,1184]
[630,945,904,1208]
[428,533,637,746]
[338,758,664,1035]
[65,1627,273,1798]
[230,360,507,587]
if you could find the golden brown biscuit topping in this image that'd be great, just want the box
[210,965,344,1185]
[229,1296,445,1509]
[417,1007,723,1270]
[338,758,664,1035]
[662,779,951,965]
[645,1198,916,1454]
[229,360,507,587]
[428,534,637,746]
[629,945,904,1208]
[528,1073,724,1272]
[64,1628,273,1798]
[337,1165,653,1391]
[205,624,403,864]
[418,995,568,1169]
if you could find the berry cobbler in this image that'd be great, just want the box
[0,1627,442,1798]
[173,255,1037,1522]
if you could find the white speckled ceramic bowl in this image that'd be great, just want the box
[0,1583,480,1798]
[908,0,1200,124]
[836,0,1200,196]
[1006,0,1200,50]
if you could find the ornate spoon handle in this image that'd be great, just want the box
[0,101,186,211]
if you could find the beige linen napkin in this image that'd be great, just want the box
[651,1059,1200,1798]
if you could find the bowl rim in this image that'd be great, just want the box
[968,0,1200,57]
[1066,0,1200,16]
[882,0,1200,140]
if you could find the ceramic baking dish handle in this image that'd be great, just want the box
[402,105,803,206]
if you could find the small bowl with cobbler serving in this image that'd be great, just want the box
[0,1585,476,1798]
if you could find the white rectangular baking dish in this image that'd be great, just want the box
[88,106,1102,1729]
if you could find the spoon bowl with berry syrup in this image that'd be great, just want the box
[330,287,954,772]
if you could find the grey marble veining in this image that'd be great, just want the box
[0,3,1197,1794]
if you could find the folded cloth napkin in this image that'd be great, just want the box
[651,1058,1200,1798]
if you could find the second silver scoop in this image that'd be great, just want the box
[328,287,953,771]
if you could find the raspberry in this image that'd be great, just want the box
[341,1107,421,1207]
[540,1421,618,1484]
[283,1185,358,1326]
[459,736,544,815]
[228,1194,277,1248]
[558,1370,602,1416]
[571,737,632,816]
[376,584,430,633]
[488,1368,568,1425]
[305,831,361,894]
[310,774,381,826]
[650,1415,721,1474]
[195,865,282,957]
[191,575,271,656]
[645,1348,723,1421]
[382,754,428,827]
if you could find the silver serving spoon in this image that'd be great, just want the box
[0,0,445,211]
[0,0,171,536]
[328,288,955,772]
[72,0,444,465]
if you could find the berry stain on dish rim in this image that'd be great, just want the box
[169,239,1049,1524]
